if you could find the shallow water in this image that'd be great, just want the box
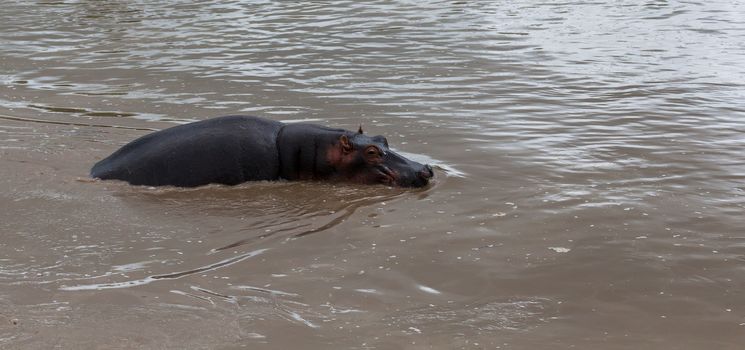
[2,1,745,349]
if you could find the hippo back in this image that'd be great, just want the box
[90,116,283,187]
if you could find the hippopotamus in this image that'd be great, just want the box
[90,115,434,188]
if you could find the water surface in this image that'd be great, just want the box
[2,1,745,349]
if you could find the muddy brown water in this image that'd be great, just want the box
[1,1,745,349]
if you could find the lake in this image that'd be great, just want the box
[1,1,744,349]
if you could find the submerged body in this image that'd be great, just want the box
[91,116,433,187]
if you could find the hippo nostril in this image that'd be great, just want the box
[418,164,434,180]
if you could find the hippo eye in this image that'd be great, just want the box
[365,146,380,157]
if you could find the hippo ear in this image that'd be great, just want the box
[358,125,364,134]
[339,135,353,153]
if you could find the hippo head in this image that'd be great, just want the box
[332,127,434,188]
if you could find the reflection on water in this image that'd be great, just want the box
[1,0,745,349]
[118,181,420,248]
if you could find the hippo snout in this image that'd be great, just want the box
[399,163,433,187]
[418,164,434,181]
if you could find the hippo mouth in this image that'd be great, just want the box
[375,165,397,185]
[374,164,433,187]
